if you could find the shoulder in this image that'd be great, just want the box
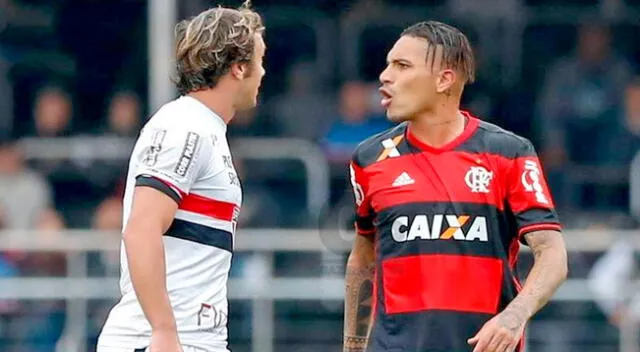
[141,101,213,146]
[352,122,408,168]
[148,98,210,131]
[468,119,536,158]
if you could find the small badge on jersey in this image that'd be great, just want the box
[142,129,166,167]
[465,166,493,193]
[197,303,228,331]
[174,132,200,177]
[521,160,549,204]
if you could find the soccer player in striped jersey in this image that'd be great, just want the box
[343,21,568,352]
[97,2,265,352]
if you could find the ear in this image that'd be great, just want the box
[230,62,247,80]
[436,69,456,94]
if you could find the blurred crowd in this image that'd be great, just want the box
[0,0,639,351]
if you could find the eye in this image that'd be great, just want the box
[395,62,409,69]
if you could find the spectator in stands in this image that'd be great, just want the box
[84,90,141,198]
[0,203,20,351]
[91,196,123,276]
[228,106,279,138]
[606,77,640,166]
[267,61,335,140]
[232,157,283,228]
[0,136,52,229]
[589,80,640,330]
[10,208,66,352]
[32,84,73,138]
[27,84,76,199]
[320,80,391,164]
[537,22,632,208]
[102,90,142,137]
[340,0,387,25]
[87,196,123,348]
[0,203,19,307]
[588,235,640,328]
[28,84,106,228]
[21,208,66,276]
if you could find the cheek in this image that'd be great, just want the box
[399,77,426,106]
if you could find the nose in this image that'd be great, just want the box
[379,65,391,85]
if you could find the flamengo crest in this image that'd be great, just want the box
[465,166,493,193]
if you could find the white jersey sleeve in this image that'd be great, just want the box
[588,238,636,317]
[133,126,212,203]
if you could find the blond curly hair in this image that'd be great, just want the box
[174,1,264,95]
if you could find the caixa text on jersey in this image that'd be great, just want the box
[391,214,488,242]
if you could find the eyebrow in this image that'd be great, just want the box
[386,58,412,65]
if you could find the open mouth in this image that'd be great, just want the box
[379,88,393,108]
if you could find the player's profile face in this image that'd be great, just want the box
[379,35,441,122]
[236,34,266,111]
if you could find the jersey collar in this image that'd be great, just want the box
[406,111,479,153]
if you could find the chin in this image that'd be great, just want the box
[237,98,257,111]
[386,110,408,123]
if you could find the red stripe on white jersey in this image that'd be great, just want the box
[179,193,237,222]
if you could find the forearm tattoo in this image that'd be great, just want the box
[344,263,374,351]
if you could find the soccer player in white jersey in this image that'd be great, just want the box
[97,3,265,352]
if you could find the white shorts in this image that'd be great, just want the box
[97,346,214,352]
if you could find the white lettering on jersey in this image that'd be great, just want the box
[391,215,488,242]
[175,132,200,177]
[349,164,365,207]
[521,160,549,204]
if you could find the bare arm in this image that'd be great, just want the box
[344,234,376,352]
[501,230,568,327]
[123,186,179,332]
[468,230,567,351]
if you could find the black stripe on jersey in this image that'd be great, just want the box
[134,348,147,352]
[514,207,560,230]
[368,309,522,352]
[356,214,375,232]
[374,202,510,260]
[135,175,181,204]
[164,219,233,252]
[456,120,535,159]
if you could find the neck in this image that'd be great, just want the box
[409,103,465,148]
[188,89,235,124]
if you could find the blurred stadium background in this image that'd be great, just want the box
[0,0,639,351]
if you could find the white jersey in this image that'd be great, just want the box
[98,96,242,351]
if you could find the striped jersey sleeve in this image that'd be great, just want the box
[134,126,212,203]
[506,139,561,239]
[349,161,375,236]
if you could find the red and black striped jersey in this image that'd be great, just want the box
[349,112,561,352]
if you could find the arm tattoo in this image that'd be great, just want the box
[501,230,567,326]
[344,260,374,352]
[344,336,368,352]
